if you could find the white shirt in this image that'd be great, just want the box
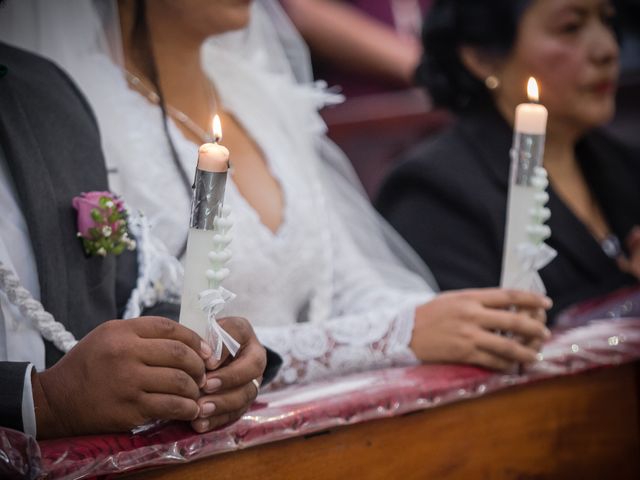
[0,148,42,436]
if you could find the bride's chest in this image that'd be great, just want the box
[223,174,329,312]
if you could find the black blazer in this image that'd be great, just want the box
[376,106,640,321]
[0,44,279,433]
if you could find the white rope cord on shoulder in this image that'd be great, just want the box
[0,211,182,354]
[0,261,78,353]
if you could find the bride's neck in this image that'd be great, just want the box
[119,0,215,134]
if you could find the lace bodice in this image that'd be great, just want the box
[81,53,433,388]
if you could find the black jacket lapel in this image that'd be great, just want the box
[545,190,616,280]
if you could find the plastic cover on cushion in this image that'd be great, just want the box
[1,286,639,479]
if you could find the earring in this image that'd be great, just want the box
[485,75,500,90]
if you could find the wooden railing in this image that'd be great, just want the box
[128,362,640,480]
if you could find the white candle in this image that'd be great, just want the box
[180,114,231,341]
[500,77,550,291]
[514,77,548,135]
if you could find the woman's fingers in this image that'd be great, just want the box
[524,338,544,352]
[467,349,516,372]
[465,288,552,311]
[472,328,539,364]
[476,309,550,341]
[412,290,550,369]
[531,307,547,323]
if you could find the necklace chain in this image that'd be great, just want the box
[124,70,216,144]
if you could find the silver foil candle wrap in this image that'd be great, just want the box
[500,130,555,291]
[190,169,228,230]
[180,166,231,341]
[509,132,546,186]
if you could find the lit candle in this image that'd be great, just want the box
[180,116,237,356]
[514,78,548,135]
[197,115,229,173]
[500,77,554,292]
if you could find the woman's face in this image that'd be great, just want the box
[495,0,619,135]
[155,0,253,39]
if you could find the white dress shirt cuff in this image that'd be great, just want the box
[21,364,37,437]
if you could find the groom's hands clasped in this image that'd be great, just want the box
[32,315,266,438]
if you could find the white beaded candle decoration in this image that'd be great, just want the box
[526,167,551,245]
[206,206,233,289]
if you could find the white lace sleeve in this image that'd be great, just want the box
[256,222,433,389]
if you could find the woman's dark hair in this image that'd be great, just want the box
[130,0,191,257]
[416,0,531,112]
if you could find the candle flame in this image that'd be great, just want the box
[212,114,222,143]
[527,77,539,102]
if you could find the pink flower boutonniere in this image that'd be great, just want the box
[72,191,136,257]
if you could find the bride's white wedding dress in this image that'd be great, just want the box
[90,55,430,386]
[0,0,435,388]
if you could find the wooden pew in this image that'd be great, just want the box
[127,361,640,480]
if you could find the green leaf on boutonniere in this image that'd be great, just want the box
[91,208,103,223]
[73,192,136,258]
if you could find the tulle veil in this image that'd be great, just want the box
[0,0,437,296]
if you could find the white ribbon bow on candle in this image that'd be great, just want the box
[198,287,240,360]
[512,242,557,294]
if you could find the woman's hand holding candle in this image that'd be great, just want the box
[410,289,552,372]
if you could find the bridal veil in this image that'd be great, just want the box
[0,0,437,295]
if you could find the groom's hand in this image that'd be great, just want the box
[32,316,213,438]
[191,317,267,433]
